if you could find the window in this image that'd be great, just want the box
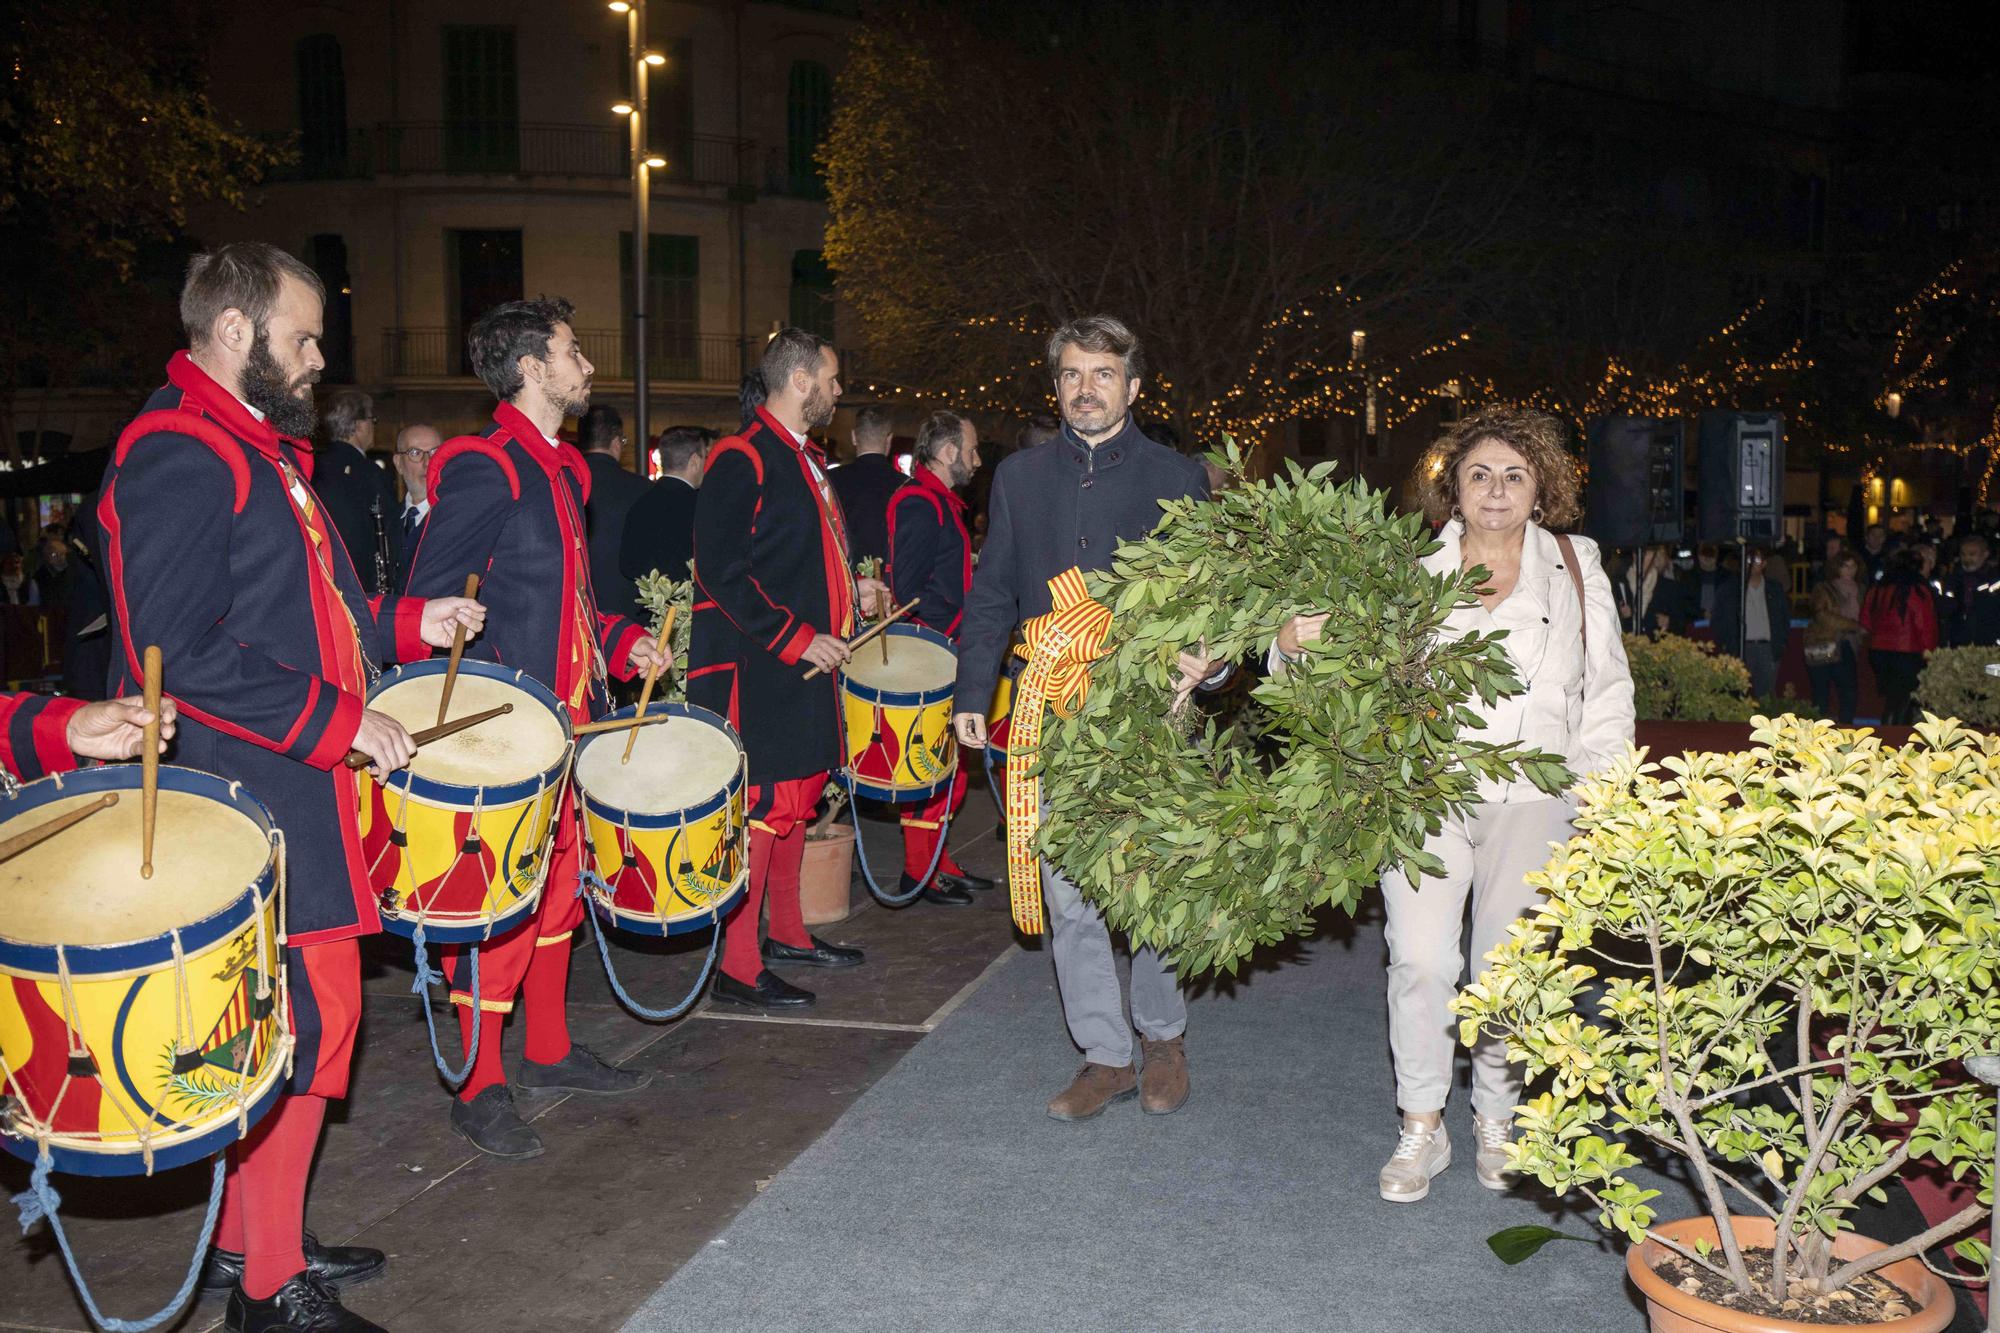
[620,234,700,378]
[449,230,524,375]
[786,60,832,197]
[443,26,519,172]
[640,31,696,183]
[789,249,835,341]
[295,36,349,179]
[307,235,354,383]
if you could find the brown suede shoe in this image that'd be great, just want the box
[1046,1062,1138,1121]
[1139,1036,1190,1115]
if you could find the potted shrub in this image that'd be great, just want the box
[1915,646,2000,729]
[1454,714,1997,1331]
[799,780,857,925]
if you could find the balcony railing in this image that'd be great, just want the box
[262,124,752,187]
[384,328,742,384]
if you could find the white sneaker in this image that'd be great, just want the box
[1378,1121,1450,1202]
[1473,1112,1513,1191]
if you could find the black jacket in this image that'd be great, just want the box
[621,475,699,585]
[1946,563,2000,646]
[954,419,1207,714]
[315,439,400,594]
[1711,574,1792,658]
[829,452,904,566]
[585,451,650,620]
[888,464,971,637]
[688,407,855,784]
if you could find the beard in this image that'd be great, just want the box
[241,332,320,437]
[802,383,836,431]
[546,375,592,421]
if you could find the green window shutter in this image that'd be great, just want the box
[443,26,519,172]
[786,61,831,198]
[620,233,702,378]
[789,249,835,341]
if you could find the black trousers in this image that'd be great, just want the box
[1869,649,1924,725]
[1806,641,1858,725]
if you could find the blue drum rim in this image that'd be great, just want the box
[587,876,748,938]
[0,766,280,977]
[0,1063,285,1178]
[376,889,542,943]
[846,774,953,805]
[575,701,746,830]
[369,659,572,806]
[837,622,959,709]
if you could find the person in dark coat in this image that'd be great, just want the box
[313,389,399,595]
[886,409,991,906]
[620,424,713,585]
[389,423,440,589]
[828,403,903,566]
[99,242,483,1332]
[1945,534,2000,646]
[404,298,664,1159]
[687,329,889,1010]
[951,315,1221,1125]
[59,494,113,700]
[1711,545,1792,699]
[579,403,647,621]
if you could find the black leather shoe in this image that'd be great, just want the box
[450,1085,544,1159]
[761,935,866,968]
[202,1230,386,1294]
[936,868,996,893]
[906,873,973,907]
[516,1044,653,1095]
[225,1273,385,1332]
[713,968,816,1008]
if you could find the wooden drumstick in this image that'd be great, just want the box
[623,606,677,765]
[141,644,162,880]
[345,702,513,770]
[802,599,920,680]
[0,794,119,866]
[573,712,675,737]
[436,573,481,725]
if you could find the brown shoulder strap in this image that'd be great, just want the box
[1553,532,1588,652]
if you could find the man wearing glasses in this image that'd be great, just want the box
[391,423,440,587]
[315,389,397,590]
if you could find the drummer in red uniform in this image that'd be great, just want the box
[99,241,485,1333]
[403,298,665,1160]
[0,691,176,779]
[686,328,888,1009]
[885,410,995,905]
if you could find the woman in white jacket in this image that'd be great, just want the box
[1277,405,1634,1204]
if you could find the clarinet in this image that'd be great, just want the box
[369,491,394,597]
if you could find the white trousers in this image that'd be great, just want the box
[1380,797,1576,1119]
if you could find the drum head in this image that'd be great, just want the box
[841,633,957,696]
[372,671,568,787]
[576,715,739,816]
[0,790,269,947]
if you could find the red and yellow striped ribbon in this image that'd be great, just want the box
[1005,568,1112,935]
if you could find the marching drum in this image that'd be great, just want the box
[0,767,288,1176]
[575,702,748,936]
[359,658,572,943]
[987,669,1016,758]
[838,622,960,803]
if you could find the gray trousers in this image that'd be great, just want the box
[1380,797,1576,1119]
[1041,852,1186,1067]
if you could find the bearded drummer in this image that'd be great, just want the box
[883,410,994,906]
[687,328,888,1010]
[402,298,666,1161]
[0,691,176,780]
[99,241,485,1333]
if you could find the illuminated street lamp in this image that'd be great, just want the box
[612,0,654,454]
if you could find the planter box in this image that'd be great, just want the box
[799,824,856,926]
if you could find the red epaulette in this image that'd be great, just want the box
[114,410,253,514]
[427,435,522,504]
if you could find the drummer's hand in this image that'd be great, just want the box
[420,597,486,648]
[1276,613,1329,658]
[627,635,669,679]
[801,632,852,672]
[1174,647,1227,709]
[953,711,988,749]
[67,695,178,762]
[352,711,417,777]
[856,577,890,620]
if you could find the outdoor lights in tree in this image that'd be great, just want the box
[1885,391,1904,418]
[1350,329,1367,364]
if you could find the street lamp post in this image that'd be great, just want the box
[612,1,653,465]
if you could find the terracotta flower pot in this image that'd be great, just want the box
[798,824,856,926]
[1627,1215,1953,1333]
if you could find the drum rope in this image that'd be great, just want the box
[11,1147,225,1333]
[406,921,480,1088]
[573,800,728,1023]
[838,769,952,907]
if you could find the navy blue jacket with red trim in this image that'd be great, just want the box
[98,353,433,945]
[688,406,856,785]
[0,692,84,783]
[887,464,971,639]
[403,402,645,721]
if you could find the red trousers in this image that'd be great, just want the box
[901,763,969,880]
[441,793,586,1099]
[721,775,824,983]
[215,937,360,1299]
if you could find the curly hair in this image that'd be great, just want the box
[1414,404,1582,530]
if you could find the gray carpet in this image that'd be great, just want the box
[621,906,1702,1333]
